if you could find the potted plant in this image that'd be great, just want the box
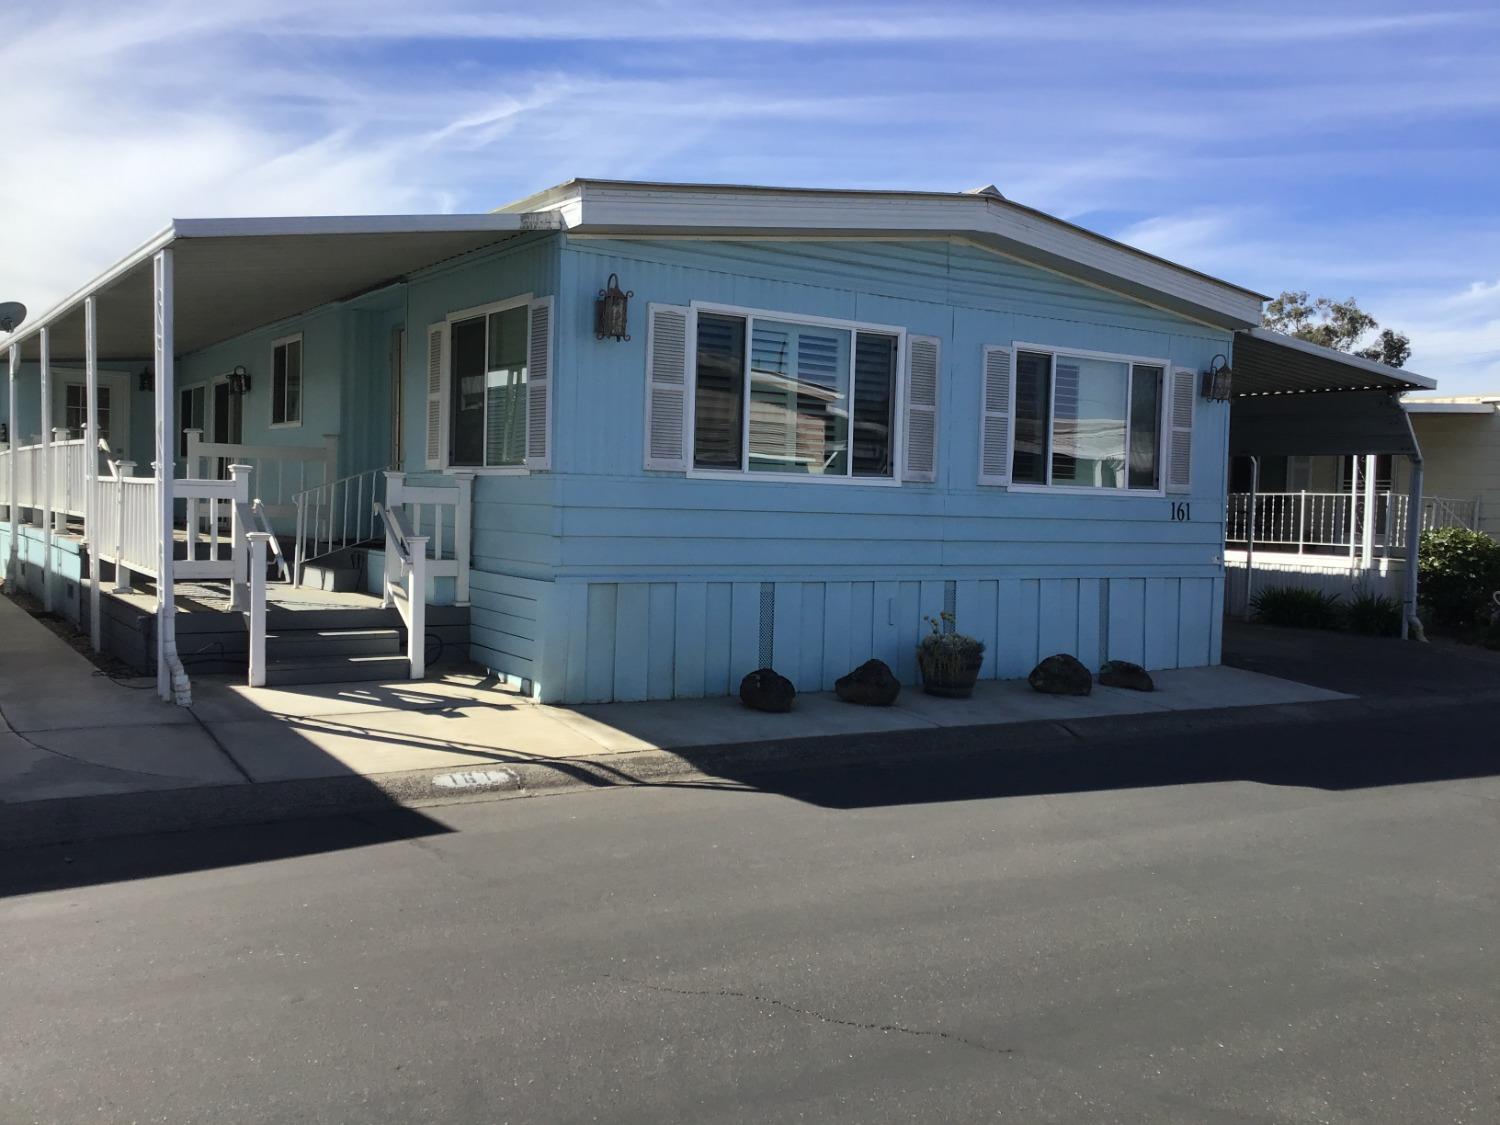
[916,612,985,698]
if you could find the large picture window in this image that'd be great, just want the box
[1012,347,1164,491]
[271,335,303,427]
[692,306,900,479]
[449,302,528,468]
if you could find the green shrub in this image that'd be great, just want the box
[1345,589,1402,637]
[1250,586,1344,630]
[1418,527,1500,627]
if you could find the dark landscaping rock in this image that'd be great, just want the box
[1098,659,1154,692]
[835,659,901,706]
[1028,653,1093,696]
[739,667,796,713]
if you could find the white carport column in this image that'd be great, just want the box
[6,345,16,581]
[1402,454,1424,641]
[85,296,102,652]
[1360,453,1377,568]
[38,327,53,612]
[153,248,190,705]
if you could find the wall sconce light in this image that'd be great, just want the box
[138,365,154,392]
[1201,354,1233,401]
[594,273,633,341]
[227,365,252,396]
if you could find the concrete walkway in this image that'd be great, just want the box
[2,591,1353,812]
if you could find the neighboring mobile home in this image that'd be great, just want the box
[0,180,1431,704]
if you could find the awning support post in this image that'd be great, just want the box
[39,328,53,612]
[1400,407,1425,642]
[154,248,191,705]
[85,296,101,652]
[1360,453,1376,569]
[1243,455,1259,618]
[5,345,16,582]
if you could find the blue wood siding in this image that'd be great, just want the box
[494,236,1233,702]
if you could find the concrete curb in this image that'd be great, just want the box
[0,691,1467,851]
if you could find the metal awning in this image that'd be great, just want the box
[4,215,550,363]
[1232,327,1435,397]
[1229,388,1421,457]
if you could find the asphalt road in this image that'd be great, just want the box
[4,700,1498,1123]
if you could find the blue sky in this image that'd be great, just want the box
[4,0,1499,390]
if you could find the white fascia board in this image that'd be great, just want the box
[172,213,547,238]
[1403,401,1495,414]
[561,182,1266,328]
[1246,326,1438,390]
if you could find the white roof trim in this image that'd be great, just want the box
[1403,400,1496,414]
[1243,326,1437,390]
[501,179,1267,329]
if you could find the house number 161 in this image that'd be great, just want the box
[1169,501,1191,522]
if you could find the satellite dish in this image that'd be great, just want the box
[0,302,25,334]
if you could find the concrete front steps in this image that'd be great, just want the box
[264,625,410,686]
[262,605,469,686]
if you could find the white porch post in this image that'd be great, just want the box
[1346,456,1359,565]
[85,296,102,652]
[1403,457,1424,640]
[1360,453,1376,569]
[38,328,53,612]
[1243,456,1259,618]
[154,248,189,704]
[6,345,16,581]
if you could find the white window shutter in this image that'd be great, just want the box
[644,303,690,472]
[424,321,448,469]
[902,334,940,483]
[1166,367,1196,494]
[525,296,553,470]
[978,345,1014,485]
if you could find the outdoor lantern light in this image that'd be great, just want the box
[227,365,251,396]
[138,365,154,392]
[1201,354,1233,401]
[594,272,633,341]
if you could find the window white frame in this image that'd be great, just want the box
[1008,340,1172,497]
[441,293,534,476]
[269,332,304,429]
[685,301,907,487]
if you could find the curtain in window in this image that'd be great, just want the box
[1051,356,1128,487]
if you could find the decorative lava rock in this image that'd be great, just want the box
[739,667,796,712]
[1027,653,1093,696]
[835,659,901,706]
[1098,659,1154,692]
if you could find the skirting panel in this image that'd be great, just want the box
[538,573,1224,704]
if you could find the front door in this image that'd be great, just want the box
[210,378,243,477]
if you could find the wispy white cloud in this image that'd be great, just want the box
[2,0,1498,396]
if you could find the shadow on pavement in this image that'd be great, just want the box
[665,702,1499,811]
[1,805,450,898]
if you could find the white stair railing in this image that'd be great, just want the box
[382,470,473,606]
[375,501,427,679]
[291,466,388,584]
[185,430,338,529]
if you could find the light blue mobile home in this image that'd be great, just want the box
[2,181,1278,704]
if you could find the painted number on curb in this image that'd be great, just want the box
[432,768,520,791]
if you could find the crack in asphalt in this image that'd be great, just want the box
[608,975,1014,1058]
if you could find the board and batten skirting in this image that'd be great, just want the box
[472,571,1224,704]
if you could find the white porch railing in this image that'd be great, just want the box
[0,434,102,522]
[291,467,388,583]
[1226,491,1479,560]
[375,501,428,679]
[184,430,338,526]
[381,471,472,606]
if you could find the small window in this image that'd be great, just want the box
[449,303,528,468]
[65,384,111,441]
[1011,348,1164,491]
[692,306,900,479]
[271,336,303,427]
